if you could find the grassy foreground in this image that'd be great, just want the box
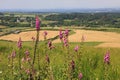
[0,40,120,80]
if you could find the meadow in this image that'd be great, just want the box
[0,28,120,80]
[0,16,120,80]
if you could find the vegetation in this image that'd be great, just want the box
[0,39,120,79]
[0,13,120,80]
[44,13,120,27]
[0,26,120,79]
[1,12,120,28]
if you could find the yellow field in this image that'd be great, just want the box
[0,29,120,47]
[53,30,120,48]
[0,30,58,41]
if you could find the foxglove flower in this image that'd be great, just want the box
[64,29,69,37]
[78,73,83,80]
[25,69,30,75]
[104,51,110,64]
[17,37,22,49]
[59,29,63,40]
[46,54,50,63]
[44,31,47,36]
[74,45,79,52]
[11,51,16,58]
[36,16,40,31]
[31,37,35,41]
[48,40,52,49]
[25,50,30,56]
[26,57,31,62]
[81,35,85,42]
[71,60,75,70]
[44,31,48,39]
[63,38,68,47]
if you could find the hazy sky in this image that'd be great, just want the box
[0,0,120,10]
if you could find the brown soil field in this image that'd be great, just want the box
[53,30,120,48]
[0,30,58,41]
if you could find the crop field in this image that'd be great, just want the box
[0,30,59,41]
[1,28,120,47]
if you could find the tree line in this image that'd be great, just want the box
[0,13,120,28]
[44,13,120,27]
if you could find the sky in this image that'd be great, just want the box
[0,0,120,10]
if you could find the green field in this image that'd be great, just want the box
[0,40,120,79]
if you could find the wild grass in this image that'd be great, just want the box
[0,40,119,80]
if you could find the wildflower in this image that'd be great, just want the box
[26,57,31,62]
[21,57,25,62]
[31,37,35,41]
[17,37,22,49]
[35,16,40,31]
[64,29,69,37]
[59,29,63,40]
[46,54,50,63]
[48,40,52,49]
[8,55,11,60]
[25,50,30,56]
[104,51,110,64]
[63,38,68,47]
[81,35,85,42]
[25,69,30,75]
[44,31,48,37]
[71,60,75,70]
[11,51,16,58]
[78,73,83,80]
[74,45,79,52]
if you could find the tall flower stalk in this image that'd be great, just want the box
[32,16,40,79]
[78,73,83,80]
[11,51,16,76]
[59,29,64,48]
[104,50,110,80]
[8,51,16,79]
[32,16,40,66]
[62,29,72,80]
[69,60,75,79]
[17,37,22,77]
[47,40,55,80]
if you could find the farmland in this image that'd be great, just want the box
[1,28,120,47]
[0,30,59,41]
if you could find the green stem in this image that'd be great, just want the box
[38,50,40,79]
[18,49,22,78]
[11,57,14,79]
[32,31,39,66]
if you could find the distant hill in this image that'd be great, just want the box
[1,8,120,13]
